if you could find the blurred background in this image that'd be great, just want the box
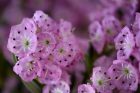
[0,0,140,93]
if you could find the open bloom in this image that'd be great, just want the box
[37,32,56,56]
[108,60,138,91]
[53,42,76,67]
[91,67,115,93]
[7,21,37,58]
[38,63,62,85]
[13,56,38,81]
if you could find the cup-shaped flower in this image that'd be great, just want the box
[13,56,38,81]
[91,67,115,93]
[108,60,138,91]
[7,23,37,57]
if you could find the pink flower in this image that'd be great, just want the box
[13,56,38,81]
[53,42,76,67]
[38,63,62,85]
[133,13,140,34]
[43,81,70,93]
[37,32,56,56]
[91,67,115,93]
[114,26,135,60]
[89,21,105,54]
[78,84,95,93]
[33,10,58,33]
[102,15,121,42]
[108,60,138,91]
[7,22,37,57]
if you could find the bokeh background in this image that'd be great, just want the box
[0,0,140,93]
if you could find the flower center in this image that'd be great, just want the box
[98,80,103,86]
[45,40,50,45]
[107,29,113,35]
[26,61,33,71]
[123,68,130,75]
[23,39,30,48]
[59,48,64,53]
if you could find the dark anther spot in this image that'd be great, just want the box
[50,72,52,74]
[64,59,67,61]
[18,31,20,34]
[123,53,125,56]
[120,48,123,50]
[123,34,126,37]
[47,24,50,26]
[113,69,116,71]
[25,27,27,30]
[69,44,71,46]
[122,81,125,84]
[71,49,73,51]
[120,40,123,44]
[13,38,16,40]
[43,69,45,71]
[68,54,71,57]
[39,50,42,52]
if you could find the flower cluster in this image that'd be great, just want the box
[6,0,140,93]
[7,10,83,93]
[78,12,140,93]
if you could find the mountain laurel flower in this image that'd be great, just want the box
[90,67,115,93]
[38,63,62,85]
[7,11,83,91]
[78,84,95,93]
[53,42,76,67]
[7,22,37,58]
[135,31,140,50]
[37,32,56,56]
[102,15,121,43]
[89,21,105,54]
[114,26,135,60]
[43,81,70,93]
[33,10,58,33]
[133,13,140,34]
[108,60,138,91]
[7,8,140,93]
[13,56,38,81]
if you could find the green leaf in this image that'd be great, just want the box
[22,81,42,93]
